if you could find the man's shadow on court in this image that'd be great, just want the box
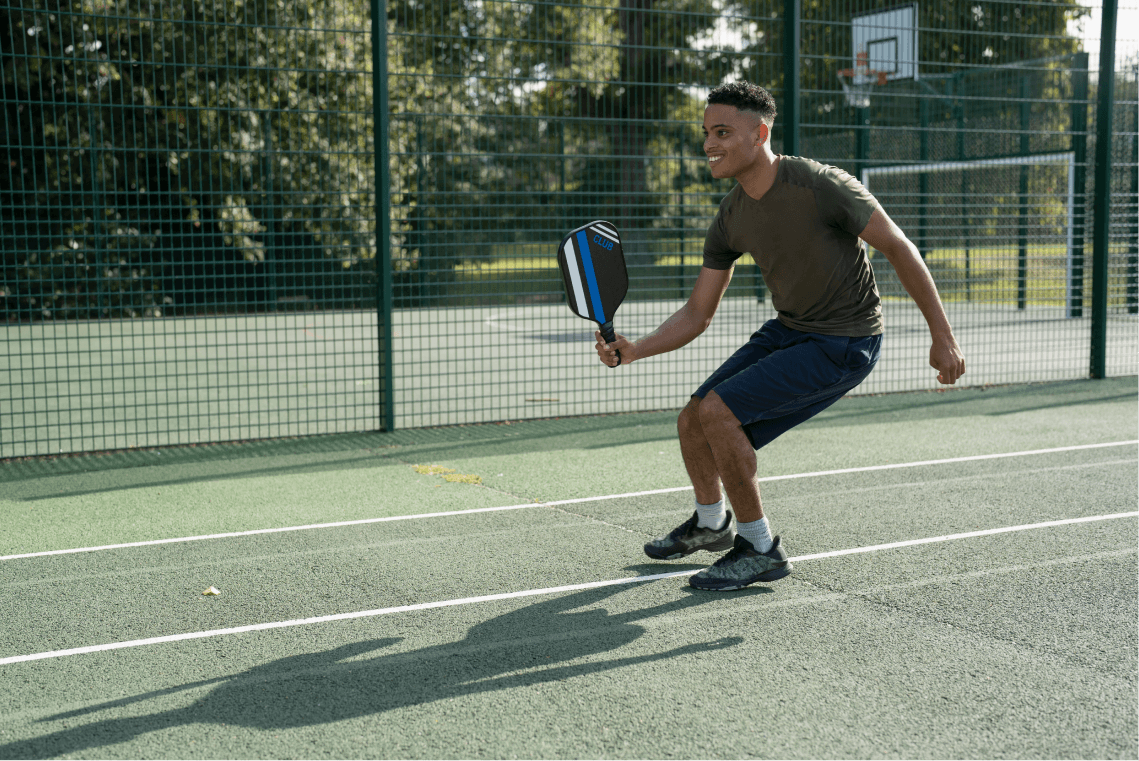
[2,576,762,758]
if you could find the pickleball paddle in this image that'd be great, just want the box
[556,220,628,367]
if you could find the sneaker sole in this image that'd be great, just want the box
[689,563,793,591]
[643,535,736,561]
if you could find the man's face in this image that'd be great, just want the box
[702,103,768,179]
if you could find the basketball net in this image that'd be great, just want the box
[837,51,889,109]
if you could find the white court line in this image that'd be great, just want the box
[3,440,1135,562]
[1,510,1135,667]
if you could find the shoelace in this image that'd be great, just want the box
[672,516,699,539]
[713,541,751,566]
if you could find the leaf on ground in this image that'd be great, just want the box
[441,473,482,485]
[413,464,482,485]
[412,464,456,476]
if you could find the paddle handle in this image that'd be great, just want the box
[599,321,621,368]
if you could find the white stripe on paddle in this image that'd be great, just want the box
[590,224,619,244]
[564,238,590,317]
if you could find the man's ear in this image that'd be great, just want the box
[755,121,769,146]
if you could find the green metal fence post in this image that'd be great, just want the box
[260,110,279,309]
[782,0,799,157]
[1090,0,1118,379]
[1018,75,1030,310]
[677,130,689,300]
[919,96,929,258]
[955,75,971,300]
[371,0,394,430]
[776,0,798,306]
[1129,70,1138,315]
[855,105,870,183]
[558,120,566,230]
[1070,52,1089,318]
[86,105,106,318]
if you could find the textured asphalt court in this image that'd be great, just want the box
[0,378,1136,759]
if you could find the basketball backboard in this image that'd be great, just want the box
[851,4,919,84]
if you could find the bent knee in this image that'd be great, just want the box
[697,391,741,431]
[678,396,707,437]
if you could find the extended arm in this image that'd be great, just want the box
[860,208,966,385]
[595,265,734,367]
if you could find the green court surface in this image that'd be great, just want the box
[1,378,1137,759]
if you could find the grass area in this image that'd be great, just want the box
[888,245,1068,306]
[404,251,761,308]
[884,243,1136,307]
[428,242,1134,310]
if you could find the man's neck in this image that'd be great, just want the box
[737,150,781,201]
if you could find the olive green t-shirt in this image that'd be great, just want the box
[703,156,883,336]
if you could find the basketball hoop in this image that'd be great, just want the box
[838,51,890,109]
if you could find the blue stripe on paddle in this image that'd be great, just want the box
[576,230,606,324]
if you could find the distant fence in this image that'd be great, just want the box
[2,0,1136,457]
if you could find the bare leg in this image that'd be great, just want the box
[677,397,723,505]
[695,391,764,523]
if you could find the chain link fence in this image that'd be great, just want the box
[2,0,1136,457]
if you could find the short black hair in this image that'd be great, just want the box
[707,81,777,125]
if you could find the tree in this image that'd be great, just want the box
[2,0,1091,318]
[2,0,376,319]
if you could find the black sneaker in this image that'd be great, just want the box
[689,535,793,591]
[644,511,736,560]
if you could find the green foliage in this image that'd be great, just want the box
[3,0,376,318]
[1,0,1088,319]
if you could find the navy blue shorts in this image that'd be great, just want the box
[693,319,882,450]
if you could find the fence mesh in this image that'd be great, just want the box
[2,0,1136,457]
[1111,56,1139,359]
[2,0,381,456]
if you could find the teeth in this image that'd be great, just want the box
[709,156,722,163]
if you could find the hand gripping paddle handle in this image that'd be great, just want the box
[599,321,621,368]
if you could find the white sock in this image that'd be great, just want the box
[695,498,728,530]
[736,517,773,553]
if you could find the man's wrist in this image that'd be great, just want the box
[622,340,641,363]
[925,316,955,343]
[932,327,957,345]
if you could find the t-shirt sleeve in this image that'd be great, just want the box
[702,196,741,270]
[816,165,879,236]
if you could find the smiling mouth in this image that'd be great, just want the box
[708,156,723,163]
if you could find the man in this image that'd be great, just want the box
[594,81,965,591]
